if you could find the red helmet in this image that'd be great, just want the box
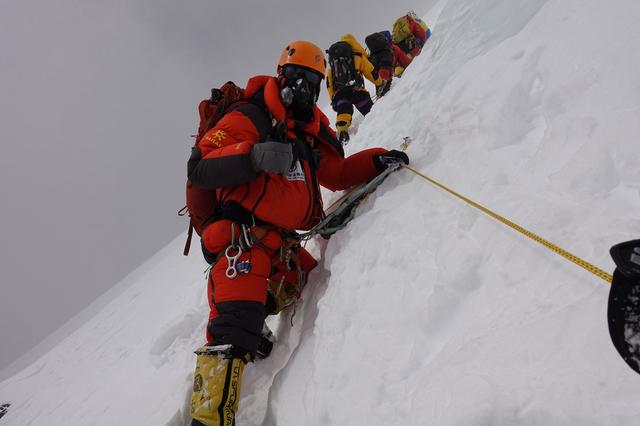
[278,40,326,78]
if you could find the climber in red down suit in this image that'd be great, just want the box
[186,39,409,425]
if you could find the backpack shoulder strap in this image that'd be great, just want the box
[293,129,324,224]
[246,88,274,141]
[222,90,273,143]
[318,122,344,157]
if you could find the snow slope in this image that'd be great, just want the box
[2,0,640,424]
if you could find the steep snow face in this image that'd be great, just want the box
[2,0,640,424]
[268,0,640,424]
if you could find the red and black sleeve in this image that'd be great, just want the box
[314,121,387,191]
[188,103,270,189]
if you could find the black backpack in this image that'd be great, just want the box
[365,33,393,79]
[327,41,361,92]
[365,32,390,54]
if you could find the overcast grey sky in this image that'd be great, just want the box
[0,0,433,371]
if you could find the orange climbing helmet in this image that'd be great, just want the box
[278,40,326,78]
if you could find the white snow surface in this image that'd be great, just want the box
[3,0,640,424]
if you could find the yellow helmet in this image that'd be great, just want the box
[278,40,326,78]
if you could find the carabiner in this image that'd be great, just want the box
[240,224,254,251]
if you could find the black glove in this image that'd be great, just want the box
[373,149,410,173]
[251,141,293,175]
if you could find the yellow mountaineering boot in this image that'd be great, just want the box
[336,113,352,143]
[190,345,248,426]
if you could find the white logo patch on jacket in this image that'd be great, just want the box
[286,160,306,182]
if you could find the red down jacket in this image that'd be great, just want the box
[188,75,388,231]
[187,75,389,355]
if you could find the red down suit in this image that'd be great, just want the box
[187,75,387,356]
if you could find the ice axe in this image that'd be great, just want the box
[608,239,640,375]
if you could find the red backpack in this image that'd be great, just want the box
[181,81,245,255]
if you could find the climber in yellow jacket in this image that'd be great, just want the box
[326,34,383,143]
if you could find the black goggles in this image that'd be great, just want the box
[282,65,323,86]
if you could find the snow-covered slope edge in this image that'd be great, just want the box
[0,235,191,383]
[0,235,208,424]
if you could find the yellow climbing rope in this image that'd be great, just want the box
[401,164,613,284]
